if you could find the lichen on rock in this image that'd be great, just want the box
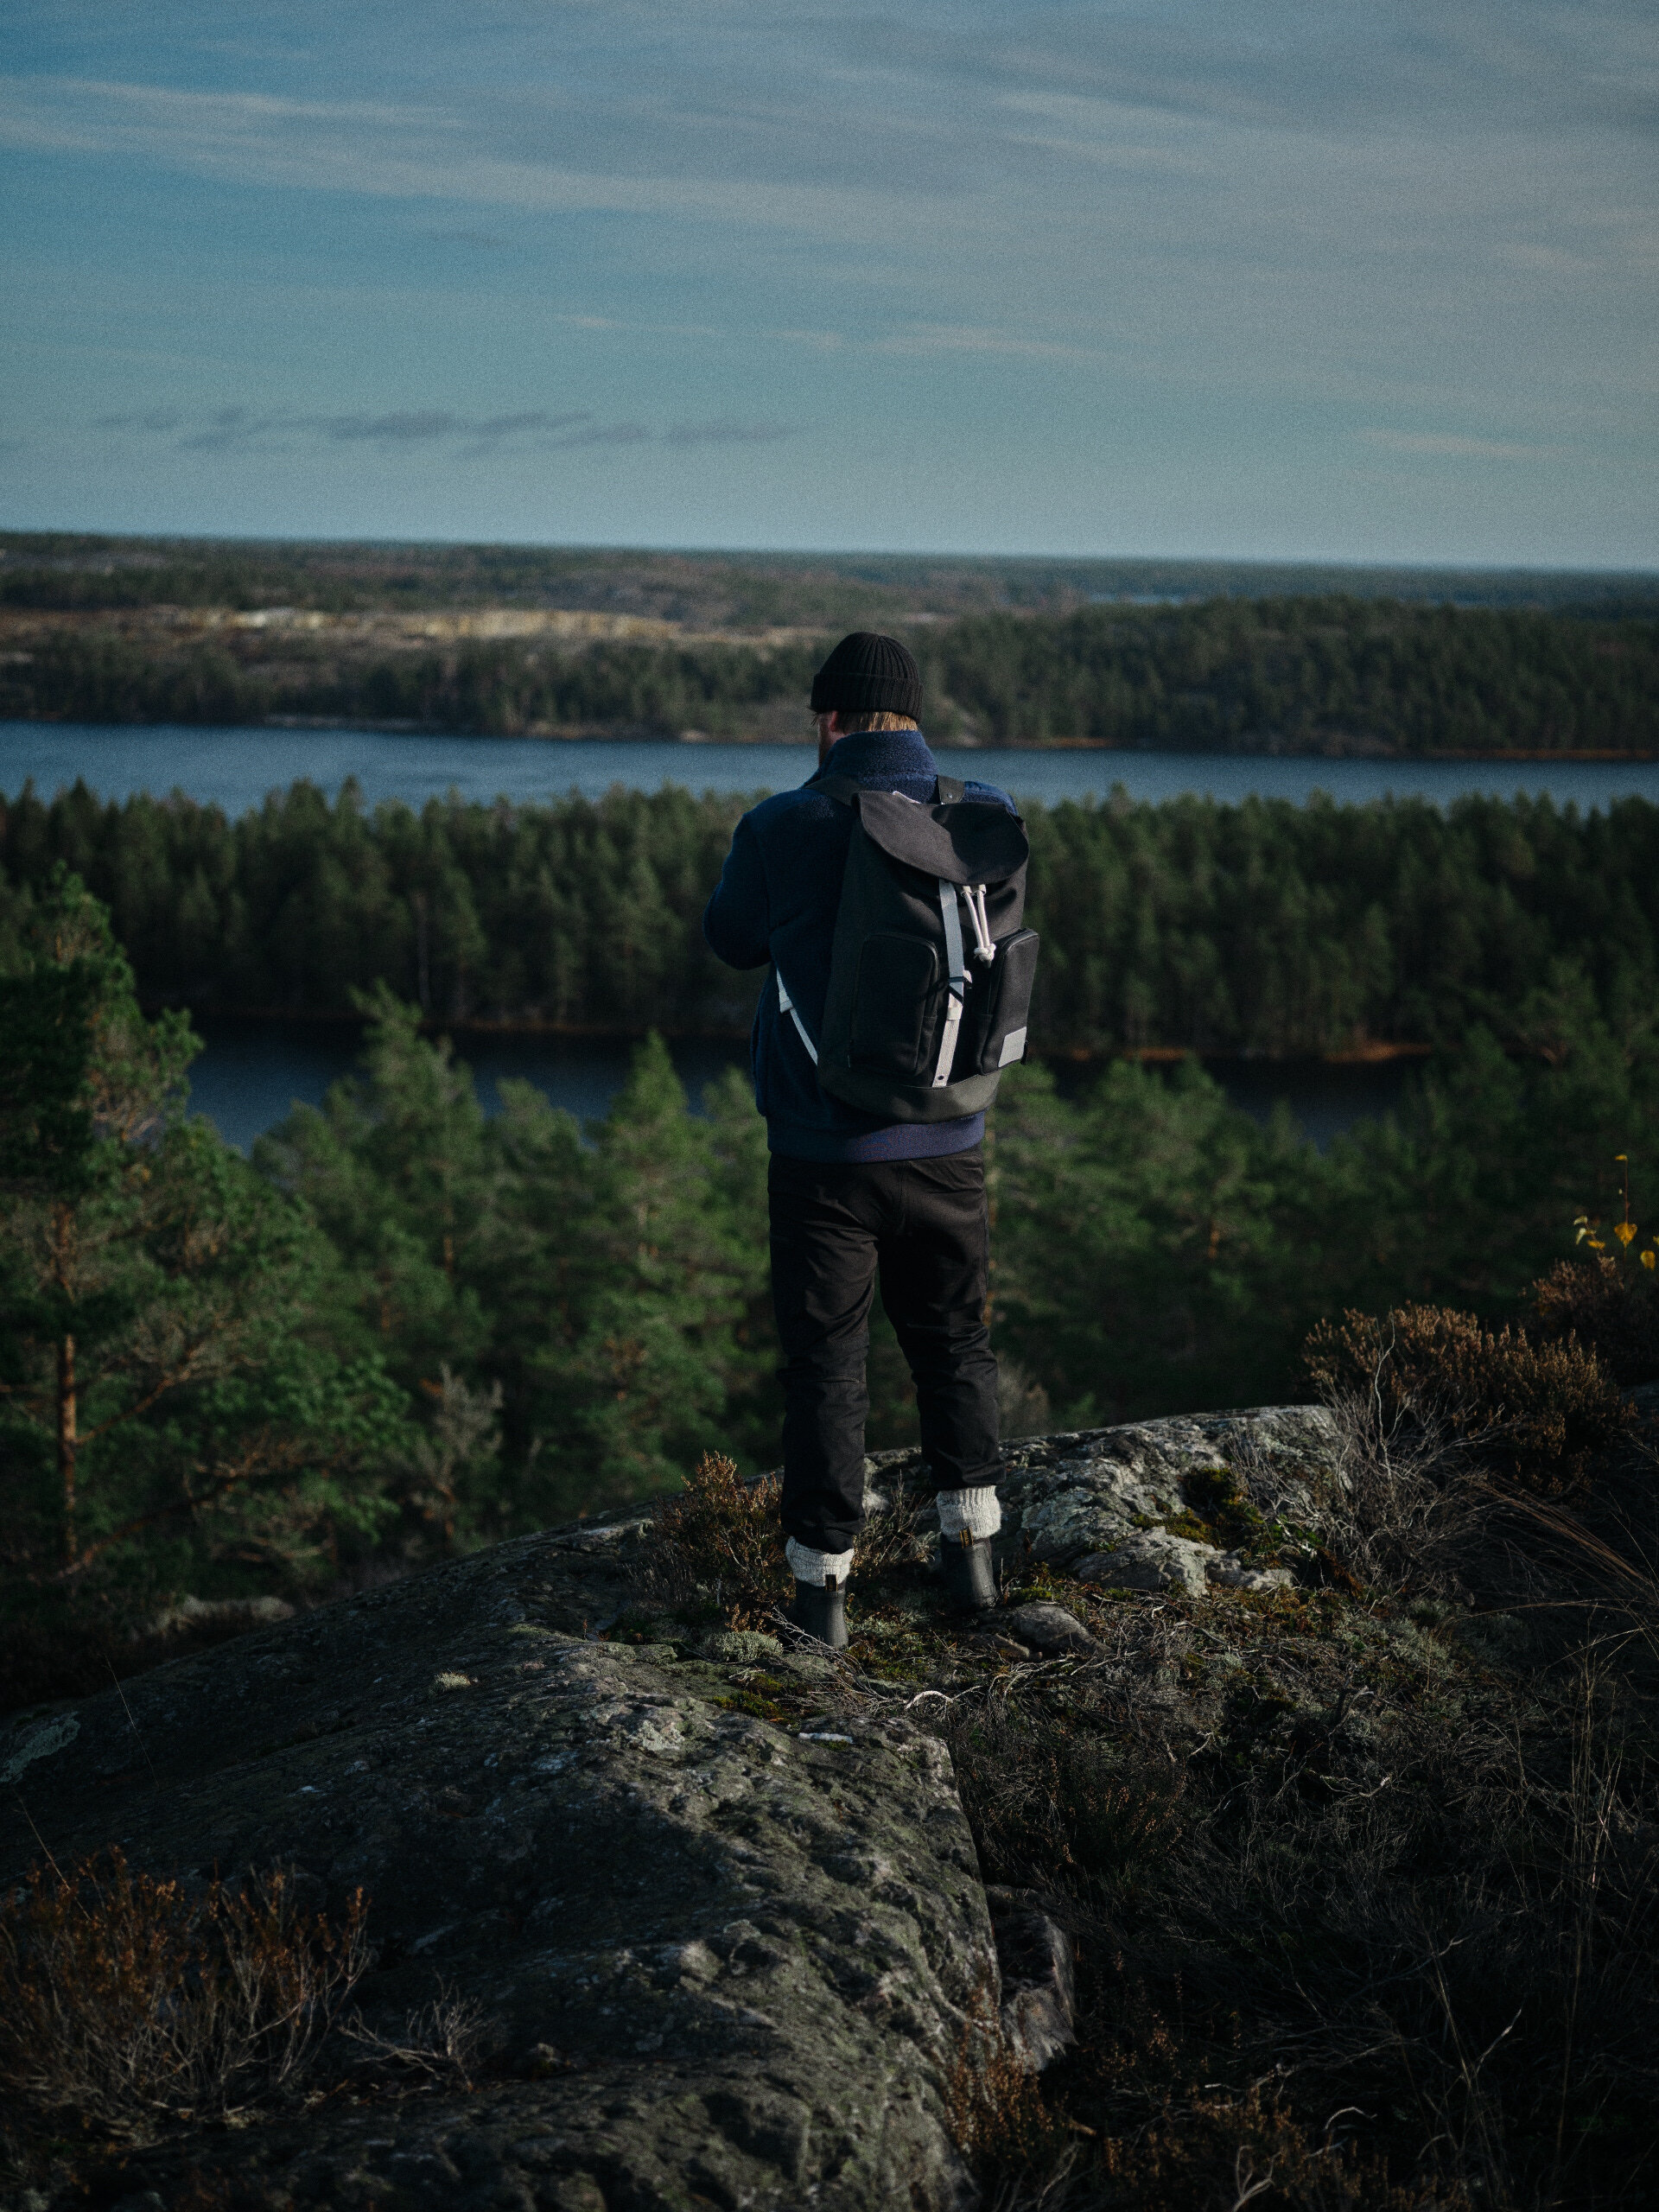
[994,1405,1336,1573]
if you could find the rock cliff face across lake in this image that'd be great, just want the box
[0,1408,1341,2210]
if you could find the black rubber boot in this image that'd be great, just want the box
[786,1577,849,1651]
[940,1531,998,1614]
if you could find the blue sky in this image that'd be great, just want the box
[3,0,1655,563]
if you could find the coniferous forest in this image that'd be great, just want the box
[3,777,1659,1057]
[6,806,1659,1649]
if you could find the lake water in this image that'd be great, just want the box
[187,1014,1414,1156]
[7,721,1659,816]
[188,1019,751,1151]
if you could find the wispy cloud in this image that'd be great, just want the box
[665,419,794,447]
[555,422,652,448]
[0,74,946,242]
[775,322,1102,363]
[1359,428,1558,460]
[876,323,1097,364]
[130,406,610,454]
[94,404,792,458]
[322,409,594,447]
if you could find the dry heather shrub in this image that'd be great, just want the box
[142,2169,287,2211]
[0,1851,366,2139]
[1083,2080,1458,2212]
[1529,1254,1659,1386]
[946,1999,1435,2210]
[945,1982,1077,2209]
[944,1696,1185,1897]
[1305,1304,1631,1495]
[640,1450,787,1618]
[852,1459,931,1573]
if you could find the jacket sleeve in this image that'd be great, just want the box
[702,815,772,970]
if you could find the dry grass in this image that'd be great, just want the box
[1311,1325,1659,1634]
[944,1929,1456,2212]
[944,1980,1079,2210]
[1316,1377,1484,1595]
[849,1455,931,1573]
[0,1851,366,2139]
[938,1655,1659,2209]
[1081,2079,1453,2212]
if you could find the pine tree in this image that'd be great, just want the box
[0,871,408,1605]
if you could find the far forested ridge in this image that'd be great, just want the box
[3,588,1655,754]
[929,598,1657,753]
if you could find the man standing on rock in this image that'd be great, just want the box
[703,632,1014,1649]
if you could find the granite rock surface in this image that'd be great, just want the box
[1,1530,988,2211]
[0,1406,1337,2209]
[988,1405,1337,1574]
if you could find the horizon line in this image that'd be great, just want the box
[1,528,1655,582]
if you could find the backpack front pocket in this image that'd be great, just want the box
[957,927,1039,1076]
[849,933,944,1077]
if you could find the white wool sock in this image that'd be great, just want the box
[786,1537,855,1588]
[936,1485,1001,1541]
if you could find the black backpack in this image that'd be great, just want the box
[776,774,1039,1122]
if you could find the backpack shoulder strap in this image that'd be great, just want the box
[814,772,985,809]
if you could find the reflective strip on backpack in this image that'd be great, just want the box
[776,968,819,1065]
[933,878,968,1088]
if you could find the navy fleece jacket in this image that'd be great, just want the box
[702,728,1017,1162]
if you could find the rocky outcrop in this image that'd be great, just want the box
[0,1407,1338,2209]
[1,1530,988,2210]
[988,1404,1335,1573]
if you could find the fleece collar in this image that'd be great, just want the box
[810,728,939,785]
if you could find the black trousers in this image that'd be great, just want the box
[767,1147,1001,1555]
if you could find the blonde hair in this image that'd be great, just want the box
[832,710,918,733]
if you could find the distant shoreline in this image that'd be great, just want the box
[160,1001,1440,1063]
[3,715,1654,764]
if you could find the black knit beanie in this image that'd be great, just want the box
[809,632,923,722]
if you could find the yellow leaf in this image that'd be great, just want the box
[1588,1238,1607,1251]
[1616,1154,1629,1162]
[1615,1222,1638,1247]
[1643,1249,1656,1272]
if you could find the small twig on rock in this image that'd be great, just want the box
[340,1985,495,2088]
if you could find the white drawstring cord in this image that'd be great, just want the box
[964,884,995,963]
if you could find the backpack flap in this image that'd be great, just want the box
[851,788,1030,895]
